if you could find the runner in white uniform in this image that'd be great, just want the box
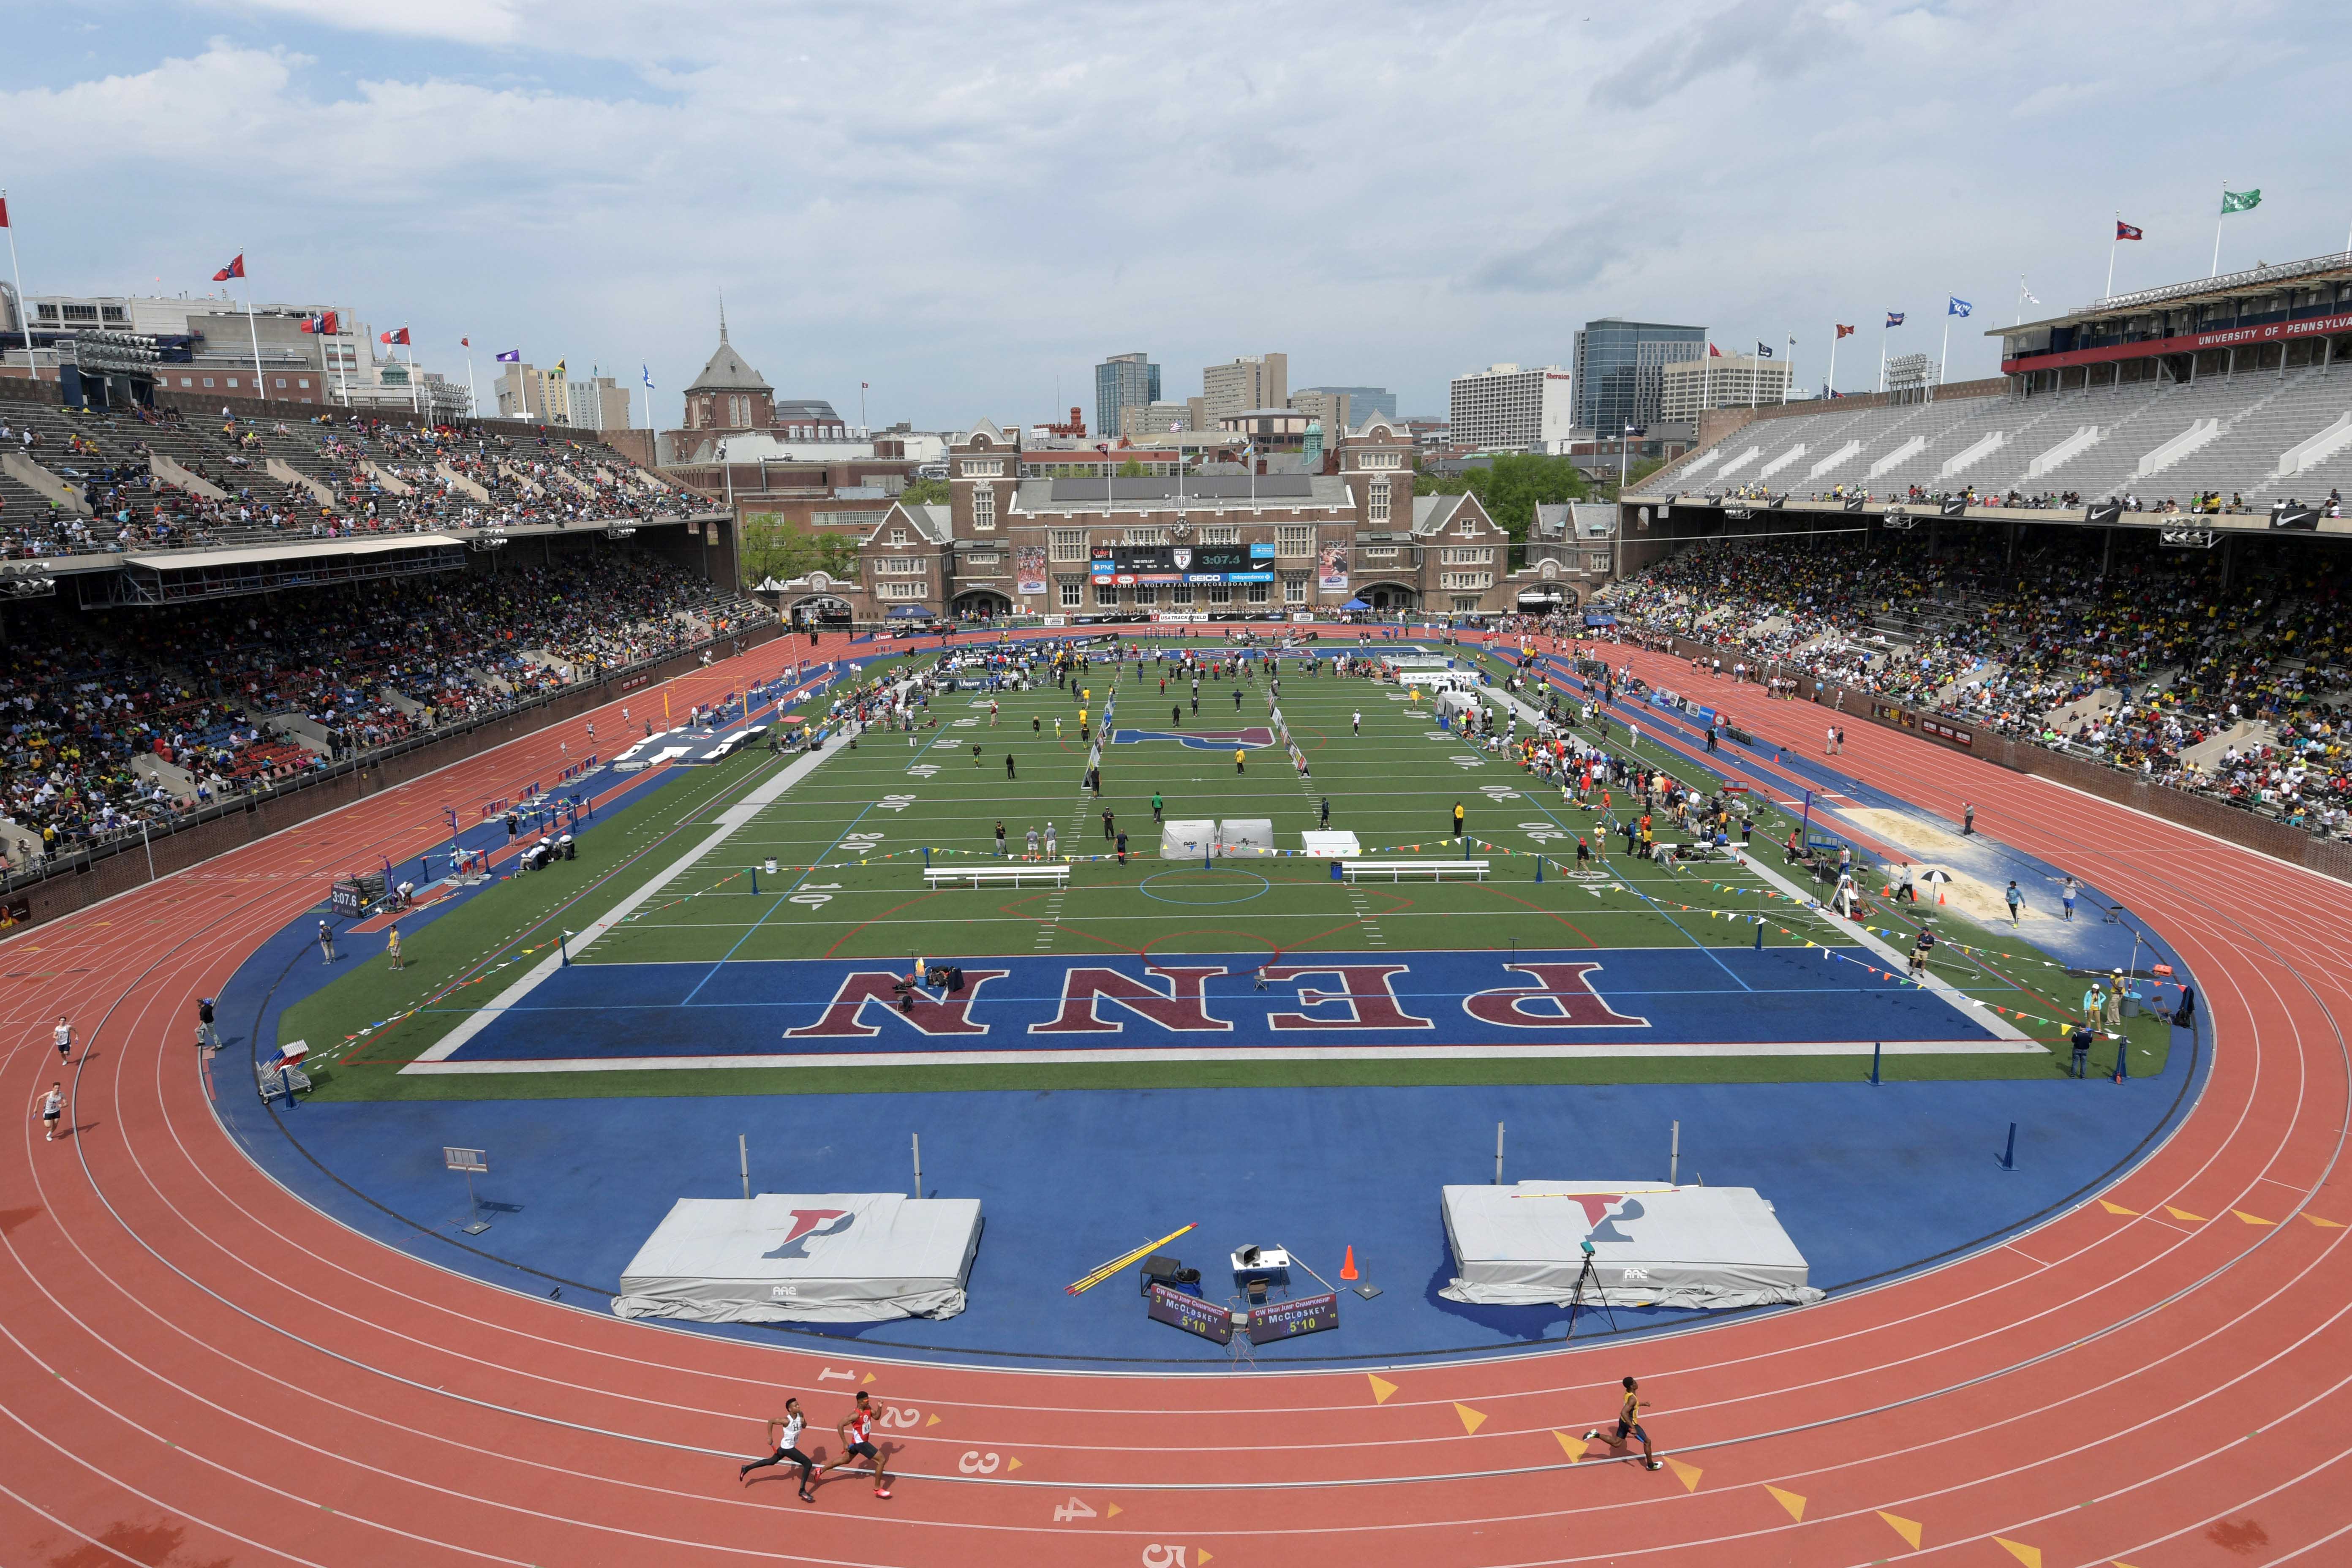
[739,1397,817,1500]
[815,1390,890,1498]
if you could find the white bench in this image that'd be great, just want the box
[924,863,1070,889]
[1341,859,1489,882]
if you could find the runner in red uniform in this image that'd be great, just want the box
[815,1390,890,1498]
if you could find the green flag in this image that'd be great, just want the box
[2221,188,2261,215]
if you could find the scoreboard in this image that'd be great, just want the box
[1146,1284,1234,1344]
[1246,1291,1340,1344]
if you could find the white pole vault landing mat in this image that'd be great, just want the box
[1441,1180,1823,1310]
[613,1193,982,1323]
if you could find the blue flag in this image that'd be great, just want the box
[1885,311,1905,328]
[494,348,520,363]
[1755,341,1773,358]
[642,364,656,389]
[1947,297,1972,317]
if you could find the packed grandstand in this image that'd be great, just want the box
[1599,254,2352,845]
[0,388,766,883]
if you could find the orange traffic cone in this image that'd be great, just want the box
[1339,1246,1360,1281]
[1938,888,1947,905]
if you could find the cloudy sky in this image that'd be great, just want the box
[6,0,2344,429]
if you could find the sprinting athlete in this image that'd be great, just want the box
[739,1398,817,1501]
[1582,1375,1662,1470]
[815,1390,890,1498]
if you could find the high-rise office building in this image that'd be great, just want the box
[1571,318,1707,432]
[1094,352,1160,443]
[1448,364,1575,452]
[1200,352,1287,427]
[1298,384,1396,425]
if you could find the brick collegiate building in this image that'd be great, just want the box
[779,416,1579,624]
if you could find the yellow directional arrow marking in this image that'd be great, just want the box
[1554,1429,1587,1462]
[926,1413,941,1427]
[2099,1200,2137,1215]
[2164,1206,2207,1223]
[1995,1538,2042,1567]
[2234,1210,2275,1225]
[1198,1552,1212,1565]
[1106,1503,1122,1518]
[1454,1402,1487,1435]
[1007,1456,1023,1471]
[1765,1484,1805,1521]
[1367,1374,1398,1405]
[2304,1213,2344,1228]
[1878,1511,1924,1550]
[861,1372,877,1384]
[1663,1456,1702,1492]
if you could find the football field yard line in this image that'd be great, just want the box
[403,746,833,1070]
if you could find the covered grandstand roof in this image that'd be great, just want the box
[1994,248,2352,376]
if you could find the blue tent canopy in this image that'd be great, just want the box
[1341,598,1370,610]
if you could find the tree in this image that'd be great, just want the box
[738,513,862,587]
[1116,458,1148,477]
[1409,453,1590,539]
[1599,457,1669,500]
[898,477,951,506]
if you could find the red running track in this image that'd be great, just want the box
[0,628,2347,1566]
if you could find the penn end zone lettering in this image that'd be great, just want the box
[782,970,1009,1037]
[1260,965,1434,1031]
[1462,963,1650,1029]
[1030,966,1232,1034]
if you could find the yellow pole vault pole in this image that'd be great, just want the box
[1066,1222,1199,1296]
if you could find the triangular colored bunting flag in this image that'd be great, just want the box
[1995,1538,2042,1568]
[2233,1210,2275,1226]
[1367,1374,1398,1405]
[2099,1200,2137,1215]
[1765,1484,1805,1520]
[1879,1511,1924,1549]
[2165,1206,2207,1223]
[1454,1402,1487,1435]
[2305,1213,2345,1228]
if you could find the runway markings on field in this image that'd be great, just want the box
[1453,1402,1487,1435]
[1367,1374,1397,1405]
[1662,1456,1701,1492]
[2164,1206,2208,1223]
[1878,1509,1925,1549]
[1765,1484,1805,1520]
[2233,1210,2276,1225]
[2306,1212,2345,1227]
[2099,1200,2138,1215]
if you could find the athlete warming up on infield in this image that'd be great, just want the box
[739,1397,818,1501]
[1583,1376,1663,1470]
[814,1390,890,1499]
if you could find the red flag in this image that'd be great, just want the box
[1707,342,1722,357]
[461,336,470,346]
[0,196,10,229]
[212,253,245,281]
[2115,220,2143,241]
[379,327,410,346]
[1835,323,1856,339]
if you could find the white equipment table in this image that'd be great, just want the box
[1341,859,1489,882]
[923,864,1069,889]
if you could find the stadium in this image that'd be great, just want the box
[5,54,2352,1568]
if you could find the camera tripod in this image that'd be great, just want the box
[1564,1250,1620,1341]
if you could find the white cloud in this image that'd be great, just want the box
[4,1,2347,423]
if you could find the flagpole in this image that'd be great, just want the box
[1785,335,1794,404]
[2106,210,2119,300]
[1938,312,1950,388]
[465,340,477,422]
[2,190,38,380]
[242,250,265,406]
[2212,182,2224,278]
[1878,318,1887,394]
[1827,332,1838,400]
[403,330,419,416]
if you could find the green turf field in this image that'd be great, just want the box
[281,642,2172,1099]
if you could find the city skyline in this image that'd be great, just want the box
[5,0,2343,430]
